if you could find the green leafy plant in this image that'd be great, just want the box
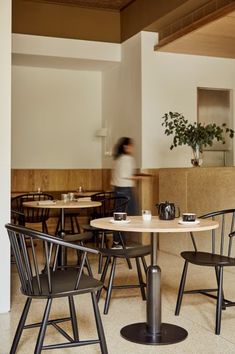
[162,111,234,151]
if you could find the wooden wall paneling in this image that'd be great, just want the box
[11,168,104,235]
[11,169,103,192]
[101,169,112,191]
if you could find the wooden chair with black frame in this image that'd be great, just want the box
[175,208,235,335]
[6,223,108,354]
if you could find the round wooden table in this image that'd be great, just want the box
[24,199,101,236]
[24,200,101,266]
[91,215,219,346]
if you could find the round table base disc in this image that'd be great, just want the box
[120,322,188,345]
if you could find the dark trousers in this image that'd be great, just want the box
[113,186,139,243]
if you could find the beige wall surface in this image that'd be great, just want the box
[11,34,122,169]
[141,31,235,168]
[12,32,235,170]
[12,65,102,168]
[102,32,142,168]
[0,0,11,313]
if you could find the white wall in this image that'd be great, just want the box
[141,31,235,168]
[102,33,142,168]
[12,66,102,168]
[13,33,121,63]
[0,0,11,313]
[12,32,235,170]
[12,34,122,169]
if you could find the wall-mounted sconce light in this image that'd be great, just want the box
[95,127,112,156]
[96,128,108,138]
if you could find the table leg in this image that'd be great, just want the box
[120,232,188,345]
[58,208,66,267]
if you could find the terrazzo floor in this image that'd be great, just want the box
[1,248,235,354]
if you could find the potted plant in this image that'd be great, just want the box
[162,111,234,166]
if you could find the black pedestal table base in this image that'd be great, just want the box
[120,322,188,345]
[120,232,188,346]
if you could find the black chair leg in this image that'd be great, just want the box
[215,266,223,335]
[97,257,110,302]
[141,256,148,274]
[70,215,75,234]
[68,296,79,341]
[74,216,81,234]
[98,232,105,274]
[10,297,32,354]
[55,211,62,236]
[119,232,132,270]
[136,257,146,300]
[34,298,52,354]
[215,266,226,310]
[85,255,93,276]
[91,292,108,354]
[175,260,188,316]
[104,257,117,314]
[42,221,48,234]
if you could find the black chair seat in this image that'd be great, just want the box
[97,245,150,314]
[100,245,151,258]
[27,271,103,298]
[181,251,235,267]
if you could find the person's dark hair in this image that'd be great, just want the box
[113,137,133,159]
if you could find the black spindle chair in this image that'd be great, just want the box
[175,209,235,335]
[6,223,108,354]
[11,193,53,233]
[82,195,130,273]
[97,242,150,314]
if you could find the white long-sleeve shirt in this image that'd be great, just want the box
[111,154,135,187]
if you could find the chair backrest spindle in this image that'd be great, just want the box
[75,252,87,289]
[9,231,28,293]
[19,235,34,294]
[44,241,52,293]
[220,214,225,256]
[198,209,235,257]
[30,237,42,294]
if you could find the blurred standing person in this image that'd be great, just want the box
[111,137,138,215]
[111,137,138,247]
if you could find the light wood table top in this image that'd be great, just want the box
[91,216,218,233]
[23,200,101,209]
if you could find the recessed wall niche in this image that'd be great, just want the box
[197,87,233,167]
